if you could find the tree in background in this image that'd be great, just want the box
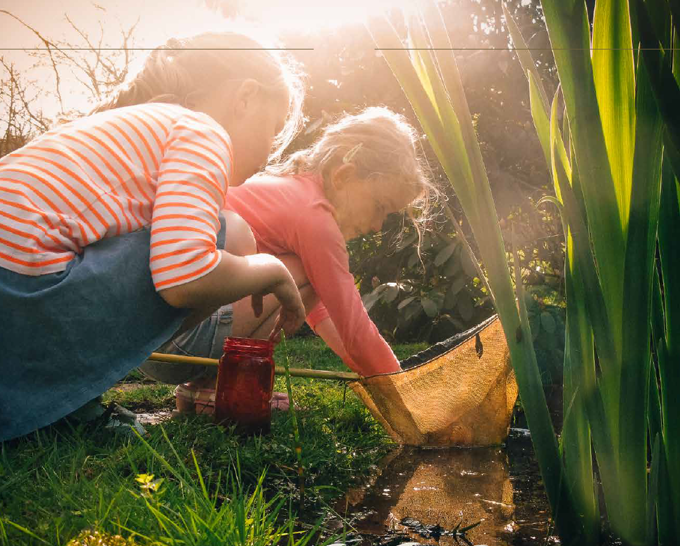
[0,7,138,157]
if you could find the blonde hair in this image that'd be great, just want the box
[267,107,436,229]
[92,32,305,161]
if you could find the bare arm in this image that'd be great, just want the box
[314,316,400,374]
[313,317,356,367]
[160,250,306,338]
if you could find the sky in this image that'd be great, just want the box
[0,0,240,117]
[0,0,413,120]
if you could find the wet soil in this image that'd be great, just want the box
[327,427,555,546]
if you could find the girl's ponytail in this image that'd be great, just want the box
[92,32,305,161]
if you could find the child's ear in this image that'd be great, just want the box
[233,79,261,119]
[330,163,357,191]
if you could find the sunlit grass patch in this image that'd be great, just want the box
[103,384,175,412]
[0,336,426,545]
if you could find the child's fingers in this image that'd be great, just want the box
[269,306,304,342]
[268,267,305,341]
[268,324,282,343]
[251,294,263,318]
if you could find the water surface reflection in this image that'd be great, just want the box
[334,429,554,545]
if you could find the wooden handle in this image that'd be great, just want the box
[147,352,360,382]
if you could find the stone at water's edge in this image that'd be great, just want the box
[136,410,173,425]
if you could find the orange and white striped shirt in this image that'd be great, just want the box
[0,103,234,290]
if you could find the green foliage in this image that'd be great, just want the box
[357,222,492,342]
[523,288,565,386]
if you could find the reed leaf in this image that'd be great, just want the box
[656,443,678,544]
[657,156,680,537]
[551,126,622,532]
[558,133,599,543]
[636,0,680,534]
[549,91,617,369]
[592,0,636,231]
[541,0,625,357]
[617,48,664,543]
[634,0,680,154]
[561,272,599,544]
[508,0,679,542]
[502,3,550,114]
[528,72,551,171]
[647,435,661,543]
[368,3,586,542]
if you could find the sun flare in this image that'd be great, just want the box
[235,0,414,33]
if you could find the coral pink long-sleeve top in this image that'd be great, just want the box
[0,103,233,290]
[224,172,400,376]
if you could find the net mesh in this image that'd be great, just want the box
[350,315,517,447]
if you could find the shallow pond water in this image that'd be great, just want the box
[328,427,556,546]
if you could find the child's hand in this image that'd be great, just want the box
[268,272,306,341]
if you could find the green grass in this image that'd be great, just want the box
[103,385,176,412]
[0,336,425,545]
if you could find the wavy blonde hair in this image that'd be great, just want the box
[267,107,436,230]
[92,31,305,161]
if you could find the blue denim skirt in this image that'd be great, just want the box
[0,218,226,442]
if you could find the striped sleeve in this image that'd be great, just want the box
[150,113,233,291]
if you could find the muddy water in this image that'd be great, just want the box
[330,428,554,546]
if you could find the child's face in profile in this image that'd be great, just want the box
[332,172,417,241]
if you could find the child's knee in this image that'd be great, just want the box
[223,211,256,256]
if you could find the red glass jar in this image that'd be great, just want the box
[214,337,275,434]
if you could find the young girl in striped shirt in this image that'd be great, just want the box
[0,32,307,441]
[141,107,435,415]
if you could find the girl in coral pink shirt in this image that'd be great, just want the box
[148,108,434,414]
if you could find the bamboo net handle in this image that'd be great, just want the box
[147,352,359,382]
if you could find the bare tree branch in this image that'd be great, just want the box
[1,9,66,114]
[1,8,139,114]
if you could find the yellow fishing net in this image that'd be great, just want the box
[350,315,517,447]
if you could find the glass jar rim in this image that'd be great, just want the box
[222,336,274,355]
